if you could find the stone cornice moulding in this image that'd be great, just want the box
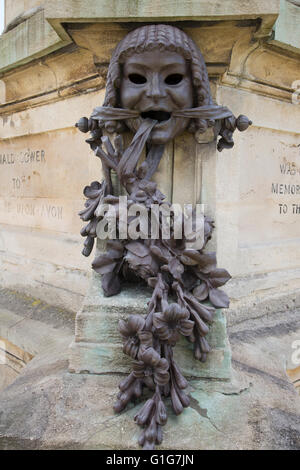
[221,32,300,103]
[0,9,72,75]
[269,0,300,53]
[0,0,281,75]
[44,0,280,38]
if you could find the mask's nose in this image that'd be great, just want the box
[146,73,167,101]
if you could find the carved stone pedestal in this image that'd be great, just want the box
[69,272,231,381]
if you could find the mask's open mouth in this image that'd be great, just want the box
[141,110,171,122]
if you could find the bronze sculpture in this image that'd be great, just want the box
[76,24,251,449]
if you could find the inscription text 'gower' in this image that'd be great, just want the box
[0,149,45,165]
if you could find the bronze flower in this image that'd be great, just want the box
[133,348,169,386]
[124,241,159,281]
[153,304,194,345]
[193,267,231,308]
[119,315,152,359]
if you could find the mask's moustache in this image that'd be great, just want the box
[90,105,233,123]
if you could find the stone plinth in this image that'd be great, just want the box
[1,301,299,450]
[69,272,231,380]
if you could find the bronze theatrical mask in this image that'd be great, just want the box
[76,24,251,450]
[120,49,194,144]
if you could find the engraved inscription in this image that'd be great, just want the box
[16,203,63,219]
[0,149,45,165]
[0,130,90,233]
[271,159,300,214]
[239,128,300,245]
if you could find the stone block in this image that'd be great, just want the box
[0,9,70,74]
[69,273,231,380]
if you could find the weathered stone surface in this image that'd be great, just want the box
[0,8,70,74]
[0,336,33,392]
[0,305,299,450]
[0,90,106,311]
[45,0,280,36]
[5,0,44,27]
[0,293,67,392]
[173,133,199,205]
[69,273,231,379]
[0,308,71,358]
[0,287,76,330]
[0,289,74,392]
[0,365,18,392]
[0,336,33,367]
[1,0,280,76]
[203,86,300,323]
[287,366,300,396]
[271,0,300,52]
[0,48,100,108]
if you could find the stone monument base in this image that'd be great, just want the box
[69,272,231,380]
[0,315,299,450]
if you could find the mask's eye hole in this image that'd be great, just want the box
[165,74,183,85]
[128,73,147,84]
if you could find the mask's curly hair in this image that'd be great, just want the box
[102,24,214,135]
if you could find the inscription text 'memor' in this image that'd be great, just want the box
[271,183,300,195]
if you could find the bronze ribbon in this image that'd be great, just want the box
[117,119,158,182]
[91,104,232,122]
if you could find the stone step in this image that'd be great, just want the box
[0,307,71,357]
